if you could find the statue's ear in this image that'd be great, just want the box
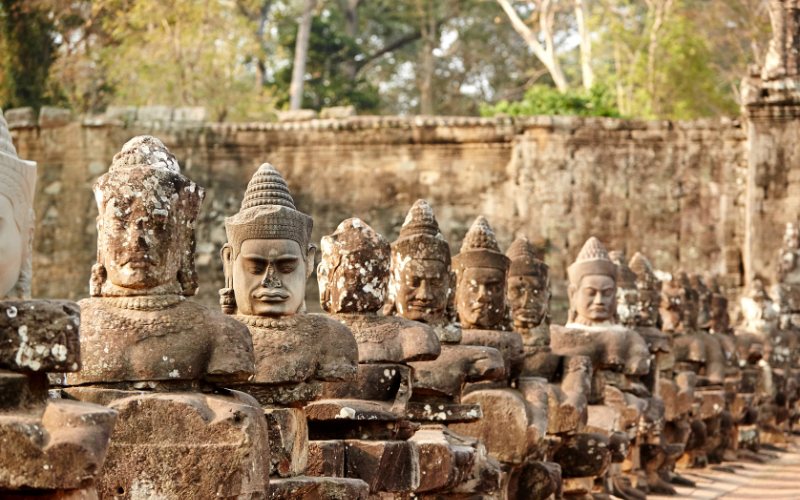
[219,243,237,314]
[220,244,233,281]
[567,283,576,300]
[305,244,317,279]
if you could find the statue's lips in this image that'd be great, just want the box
[407,301,435,311]
[123,256,154,268]
[253,290,289,302]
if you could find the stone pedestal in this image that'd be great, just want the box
[0,300,116,498]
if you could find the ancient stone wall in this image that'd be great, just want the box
[8,111,747,317]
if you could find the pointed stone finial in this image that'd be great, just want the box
[399,199,441,240]
[392,199,450,264]
[460,216,501,253]
[453,216,509,272]
[567,237,616,285]
[506,237,548,278]
[241,163,297,211]
[224,163,313,257]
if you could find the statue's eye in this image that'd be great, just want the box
[246,261,265,275]
[278,261,297,274]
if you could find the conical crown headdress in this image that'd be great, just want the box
[453,215,509,272]
[225,163,313,256]
[567,237,617,285]
[628,252,660,291]
[507,236,548,279]
[391,199,450,265]
[609,250,637,289]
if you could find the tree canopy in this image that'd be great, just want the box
[0,0,773,120]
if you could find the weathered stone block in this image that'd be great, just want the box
[0,300,81,373]
[5,107,36,128]
[91,392,269,499]
[0,399,116,491]
[264,407,308,477]
[173,107,208,123]
[344,440,420,492]
[320,106,355,119]
[277,110,317,122]
[306,440,345,477]
[269,476,368,499]
[38,107,72,128]
[450,388,538,464]
[409,426,475,493]
[136,106,173,123]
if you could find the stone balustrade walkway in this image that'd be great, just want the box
[650,439,800,499]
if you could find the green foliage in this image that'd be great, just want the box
[0,0,65,110]
[480,84,620,117]
[273,11,380,111]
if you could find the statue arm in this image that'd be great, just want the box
[205,315,256,384]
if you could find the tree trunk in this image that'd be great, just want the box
[496,0,569,92]
[575,0,594,89]
[289,0,317,110]
[418,0,437,114]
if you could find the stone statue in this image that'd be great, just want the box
[550,237,652,499]
[662,273,726,470]
[315,217,440,493]
[318,217,440,364]
[611,251,675,496]
[63,136,270,498]
[762,0,800,80]
[386,200,504,496]
[736,280,793,445]
[505,236,604,498]
[0,109,117,498]
[221,162,367,498]
[447,217,557,499]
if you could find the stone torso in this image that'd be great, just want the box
[333,312,440,364]
[234,313,358,403]
[66,298,253,386]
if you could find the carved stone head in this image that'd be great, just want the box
[506,237,550,329]
[567,237,617,325]
[707,276,730,334]
[221,163,314,317]
[452,216,509,329]
[659,273,685,333]
[318,217,389,313]
[91,136,204,298]
[628,252,661,328]
[739,278,779,334]
[387,200,451,324]
[678,271,700,333]
[0,110,36,299]
[689,274,712,330]
[778,222,800,284]
[610,250,639,327]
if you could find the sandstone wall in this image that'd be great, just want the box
[8,112,747,317]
